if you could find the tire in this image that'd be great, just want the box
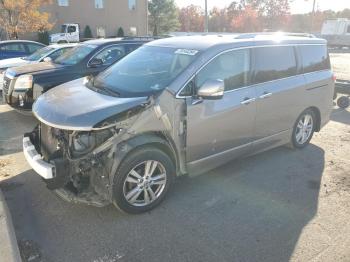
[112,147,175,214]
[57,40,68,44]
[291,109,316,149]
[337,96,350,109]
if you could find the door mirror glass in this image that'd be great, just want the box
[89,58,104,67]
[197,79,224,100]
[43,57,52,62]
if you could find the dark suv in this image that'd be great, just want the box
[2,37,153,111]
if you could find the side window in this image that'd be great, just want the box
[196,49,250,92]
[26,43,43,53]
[48,47,70,60]
[0,43,26,52]
[126,44,141,53]
[92,45,126,66]
[68,26,76,33]
[254,46,297,84]
[347,25,350,34]
[300,45,330,74]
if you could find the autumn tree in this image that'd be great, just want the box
[179,5,204,32]
[148,0,179,35]
[231,5,261,32]
[0,0,53,39]
[242,0,291,30]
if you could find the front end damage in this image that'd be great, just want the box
[23,91,187,207]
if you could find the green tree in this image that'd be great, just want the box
[38,30,49,45]
[83,25,93,38]
[117,27,124,37]
[148,0,179,35]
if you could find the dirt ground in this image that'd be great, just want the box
[0,52,349,262]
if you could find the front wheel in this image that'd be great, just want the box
[291,109,316,149]
[112,147,175,214]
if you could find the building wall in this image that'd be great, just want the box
[43,0,148,37]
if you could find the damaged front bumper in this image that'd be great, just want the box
[23,136,55,179]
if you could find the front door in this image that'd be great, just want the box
[185,49,256,168]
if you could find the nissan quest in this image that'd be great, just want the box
[23,34,335,214]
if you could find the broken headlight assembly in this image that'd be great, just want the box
[69,129,114,158]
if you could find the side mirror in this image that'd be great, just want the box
[89,58,103,68]
[43,57,52,62]
[197,79,224,100]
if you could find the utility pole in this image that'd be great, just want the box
[204,0,208,32]
[310,0,316,32]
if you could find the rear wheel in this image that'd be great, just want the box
[291,109,316,149]
[112,147,175,214]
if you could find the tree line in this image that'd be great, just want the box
[149,0,350,35]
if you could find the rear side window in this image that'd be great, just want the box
[0,43,26,52]
[253,46,297,84]
[300,45,330,73]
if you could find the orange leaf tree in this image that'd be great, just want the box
[0,0,53,39]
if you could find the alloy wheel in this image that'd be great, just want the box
[123,160,167,207]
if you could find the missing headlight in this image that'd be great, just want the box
[70,129,113,157]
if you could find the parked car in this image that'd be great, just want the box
[0,44,76,91]
[23,34,334,214]
[2,37,153,110]
[321,18,350,48]
[0,40,45,60]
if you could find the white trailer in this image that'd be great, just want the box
[321,19,350,47]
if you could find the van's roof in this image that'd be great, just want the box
[147,33,327,51]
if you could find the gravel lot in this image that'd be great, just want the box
[0,53,349,262]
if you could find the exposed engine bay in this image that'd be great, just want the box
[25,93,187,207]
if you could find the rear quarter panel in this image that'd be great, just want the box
[302,70,334,128]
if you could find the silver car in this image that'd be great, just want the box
[23,34,335,213]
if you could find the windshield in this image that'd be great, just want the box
[54,44,96,65]
[61,25,67,33]
[23,46,55,61]
[93,46,200,97]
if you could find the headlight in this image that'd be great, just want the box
[14,75,33,90]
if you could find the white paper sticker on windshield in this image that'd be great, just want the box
[175,49,199,56]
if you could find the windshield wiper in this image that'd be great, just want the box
[93,83,120,97]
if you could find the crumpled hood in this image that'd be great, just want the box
[0,57,31,70]
[33,78,148,131]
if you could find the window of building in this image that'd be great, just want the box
[95,0,104,9]
[128,0,136,10]
[57,0,69,6]
[196,49,250,92]
[300,45,330,74]
[253,46,297,84]
[96,27,106,38]
[129,27,137,36]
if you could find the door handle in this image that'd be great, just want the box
[241,97,256,105]
[259,92,272,99]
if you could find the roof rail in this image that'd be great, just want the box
[235,32,316,39]
[121,36,165,41]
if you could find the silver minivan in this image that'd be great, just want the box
[23,34,334,213]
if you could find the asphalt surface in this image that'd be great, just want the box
[0,53,350,262]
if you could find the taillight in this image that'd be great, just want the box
[332,74,337,82]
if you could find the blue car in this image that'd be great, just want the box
[0,40,45,60]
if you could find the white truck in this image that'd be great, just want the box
[321,18,350,48]
[49,23,83,43]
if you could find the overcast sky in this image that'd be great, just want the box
[175,0,349,14]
